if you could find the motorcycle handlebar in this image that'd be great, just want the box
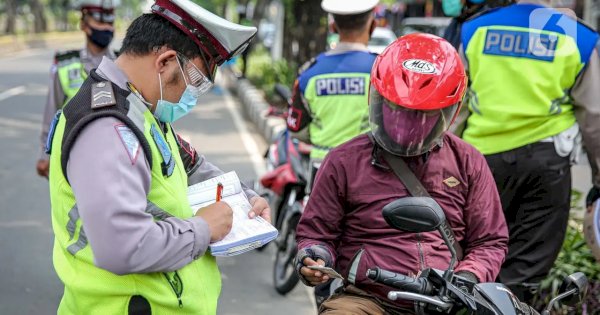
[366,267,432,295]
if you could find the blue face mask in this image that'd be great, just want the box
[154,55,212,123]
[155,83,199,123]
[442,0,464,17]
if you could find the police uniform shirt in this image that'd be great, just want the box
[65,56,257,273]
[288,41,372,142]
[456,0,600,187]
[39,48,116,160]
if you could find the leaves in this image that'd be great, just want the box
[534,219,600,314]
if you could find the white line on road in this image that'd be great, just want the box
[0,116,40,131]
[0,85,26,102]
[221,85,266,177]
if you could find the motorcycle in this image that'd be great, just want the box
[256,84,312,295]
[367,196,588,315]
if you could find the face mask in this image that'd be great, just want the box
[87,26,114,48]
[154,56,208,123]
[442,0,464,17]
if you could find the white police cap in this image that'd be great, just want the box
[152,0,257,68]
[72,0,121,10]
[321,0,379,15]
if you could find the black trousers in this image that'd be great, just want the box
[485,142,571,303]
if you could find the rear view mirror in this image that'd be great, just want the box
[543,272,589,315]
[382,197,445,233]
[558,272,588,306]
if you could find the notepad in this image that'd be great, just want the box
[188,171,278,257]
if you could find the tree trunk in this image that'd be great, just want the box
[30,0,48,33]
[5,0,17,34]
[252,0,270,26]
[291,0,326,68]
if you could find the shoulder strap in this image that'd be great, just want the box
[368,133,464,260]
[54,50,80,63]
[381,150,430,198]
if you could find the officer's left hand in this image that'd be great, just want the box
[248,196,271,224]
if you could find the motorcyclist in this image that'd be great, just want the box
[294,33,509,314]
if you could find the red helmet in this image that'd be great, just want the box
[369,33,467,156]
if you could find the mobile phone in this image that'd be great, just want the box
[306,265,344,279]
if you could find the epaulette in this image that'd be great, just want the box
[298,57,318,76]
[91,80,116,109]
[54,50,80,63]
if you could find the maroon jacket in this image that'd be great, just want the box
[296,133,508,303]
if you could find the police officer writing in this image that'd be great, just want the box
[456,0,600,304]
[286,0,379,161]
[36,0,118,178]
[45,0,270,313]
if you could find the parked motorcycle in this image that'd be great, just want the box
[256,84,312,295]
[367,196,588,315]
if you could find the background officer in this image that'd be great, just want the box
[285,0,379,306]
[457,0,600,303]
[45,0,269,313]
[36,0,118,178]
[286,0,379,162]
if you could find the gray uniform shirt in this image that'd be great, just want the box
[39,48,116,160]
[66,57,257,275]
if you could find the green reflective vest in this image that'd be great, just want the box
[299,51,377,160]
[49,83,220,314]
[460,4,599,154]
[56,53,87,107]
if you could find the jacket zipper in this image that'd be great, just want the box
[163,272,184,308]
[416,233,425,271]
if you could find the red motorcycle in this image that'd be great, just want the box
[257,84,312,295]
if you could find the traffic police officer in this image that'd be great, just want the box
[286,0,379,161]
[37,0,119,178]
[285,0,379,306]
[457,0,600,303]
[45,0,270,313]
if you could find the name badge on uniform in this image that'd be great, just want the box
[316,77,365,96]
[91,81,116,109]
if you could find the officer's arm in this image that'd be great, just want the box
[39,67,66,159]
[68,117,211,275]
[287,79,312,143]
[177,134,258,199]
[571,46,600,187]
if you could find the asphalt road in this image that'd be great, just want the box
[0,46,314,314]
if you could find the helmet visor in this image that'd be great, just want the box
[369,88,458,156]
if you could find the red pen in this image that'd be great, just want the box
[216,182,224,202]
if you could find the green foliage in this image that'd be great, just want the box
[534,219,600,314]
[245,45,296,101]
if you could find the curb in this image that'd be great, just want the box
[222,69,287,143]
